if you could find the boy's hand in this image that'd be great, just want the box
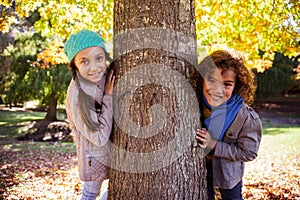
[105,69,115,95]
[195,128,217,150]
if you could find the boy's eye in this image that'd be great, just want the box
[224,83,233,87]
[208,78,214,83]
[206,76,216,84]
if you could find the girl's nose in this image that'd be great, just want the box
[90,60,99,71]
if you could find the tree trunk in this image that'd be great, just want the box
[44,93,57,121]
[108,0,206,199]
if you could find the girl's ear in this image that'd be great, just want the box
[105,50,113,63]
[108,60,115,71]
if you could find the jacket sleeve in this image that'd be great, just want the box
[68,82,113,148]
[213,107,262,162]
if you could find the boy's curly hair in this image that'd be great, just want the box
[198,49,256,105]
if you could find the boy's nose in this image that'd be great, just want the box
[209,83,225,98]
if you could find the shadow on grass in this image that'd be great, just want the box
[0,110,46,125]
[0,109,46,144]
[262,122,300,136]
[0,108,71,144]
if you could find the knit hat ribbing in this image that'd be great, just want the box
[64,30,106,62]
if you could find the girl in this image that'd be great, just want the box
[195,49,262,200]
[64,30,115,200]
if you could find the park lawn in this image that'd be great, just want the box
[0,109,46,145]
[243,126,300,199]
[0,110,46,125]
[0,109,299,199]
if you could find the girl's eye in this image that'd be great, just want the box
[96,56,104,61]
[81,60,89,65]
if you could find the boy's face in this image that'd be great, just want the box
[203,67,236,107]
[74,46,107,83]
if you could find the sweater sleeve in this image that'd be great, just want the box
[67,82,113,148]
[213,108,262,162]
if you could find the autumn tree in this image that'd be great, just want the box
[1,0,299,108]
[0,0,113,120]
[107,0,206,199]
[2,31,71,121]
[1,0,299,64]
[195,0,300,69]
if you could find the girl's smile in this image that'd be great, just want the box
[88,71,103,78]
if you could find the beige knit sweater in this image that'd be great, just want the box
[66,75,113,181]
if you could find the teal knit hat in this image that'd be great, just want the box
[64,30,106,62]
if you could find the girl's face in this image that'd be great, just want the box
[203,67,236,107]
[74,46,107,83]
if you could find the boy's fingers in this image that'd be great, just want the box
[196,131,206,138]
[195,135,206,142]
[198,142,207,148]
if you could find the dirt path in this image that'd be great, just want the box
[255,96,300,125]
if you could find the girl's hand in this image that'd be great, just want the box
[105,69,115,95]
[195,128,217,150]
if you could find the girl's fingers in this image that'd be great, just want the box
[108,69,114,80]
[107,70,115,85]
[111,75,115,83]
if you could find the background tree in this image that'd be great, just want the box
[256,52,298,98]
[2,31,71,121]
[1,0,299,104]
[1,0,298,63]
[108,0,206,199]
[0,0,113,120]
[0,32,13,103]
[195,0,300,66]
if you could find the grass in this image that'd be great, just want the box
[0,109,74,152]
[0,109,299,199]
[264,125,299,137]
[2,141,76,154]
[0,110,46,125]
[0,109,299,157]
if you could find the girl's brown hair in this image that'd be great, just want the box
[69,61,100,132]
[198,49,256,105]
[68,50,113,132]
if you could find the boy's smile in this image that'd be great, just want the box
[203,67,236,107]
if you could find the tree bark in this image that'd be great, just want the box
[44,93,57,121]
[108,0,206,199]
